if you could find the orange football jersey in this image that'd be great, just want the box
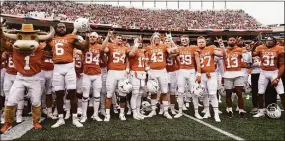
[6,53,17,75]
[224,47,243,72]
[166,56,178,72]
[145,44,168,70]
[107,43,129,70]
[198,46,216,73]
[13,48,42,76]
[74,54,83,74]
[177,46,198,70]
[48,34,76,64]
[129,48,146,71]
[41,50,54,71]
[256,45,284,71]
[83,44,102,75]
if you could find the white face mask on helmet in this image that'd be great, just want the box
[147,78,160,93]
[266,103,282,119]
[118,78,132,94]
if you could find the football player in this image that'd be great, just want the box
[46,23,89,128]
[221,37,248,118]
[128,37,145,120]
[144,32,177,119]
[40,41,57,119]
[252,36,285,117]
[80,32,104,122]
[165,38,178,116]
[197,36,225,122]
[175,35,201,119]
[102,31,134,121]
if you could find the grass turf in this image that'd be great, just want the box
[13,97,285,140]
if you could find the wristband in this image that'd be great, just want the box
[196,73,201,77]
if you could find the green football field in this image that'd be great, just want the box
[1,97,284,140]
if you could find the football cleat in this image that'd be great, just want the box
[113,108,118,114]
[33,122,42,129]
[164,112,173,119]
[51,118,65,128]
[214,113,221,122]
[104,115,110,122]
[195,113,203,119]
[119,114,126,121]
[203,112,211,119]
[0,123,12,134]
[47,113,58,120]
[64,111,70,120]
[92,116,102,121]
[147,111,157,117]
[253,109,265,118]
[174,113,183,118]
[239,111,246,118]
[170,109,177,115]
[73,119,83,127]
[16,115,23,123]
[80,116,87,123]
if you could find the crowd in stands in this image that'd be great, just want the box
[1,1,267,30]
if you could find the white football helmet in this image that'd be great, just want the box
[266,103,282,119]
[190,82,206,97]
[244,82,252,94]
[147,78,160,93]
[118,78,132,94]
[74,17,90,32]
[141,98,152,112]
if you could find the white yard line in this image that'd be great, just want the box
[1,117,45,140]
[180,111,245,141]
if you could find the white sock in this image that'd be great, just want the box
[131,93,138,113]
[17,99,25,117]
[93,97,100,117]
[192,95,199,114]
[120,108,125,115]
[209,94,219,114]
[203,94,209,113]
[178,94,184,113]
[162,101,169,113]
[151,99,157,111]
[81,98,88,117]
[100,93,106,110]
[106,109,110,115]
[136,94,142,114]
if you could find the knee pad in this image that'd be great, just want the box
[119,96,127,103]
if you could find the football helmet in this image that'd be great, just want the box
[74,17,89,32]
[118,78,132,94]
[141,98,152,112]
[266,103,282,119]
[191,82,206,97]
[147,78,159,93]
[244,82,252,94]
